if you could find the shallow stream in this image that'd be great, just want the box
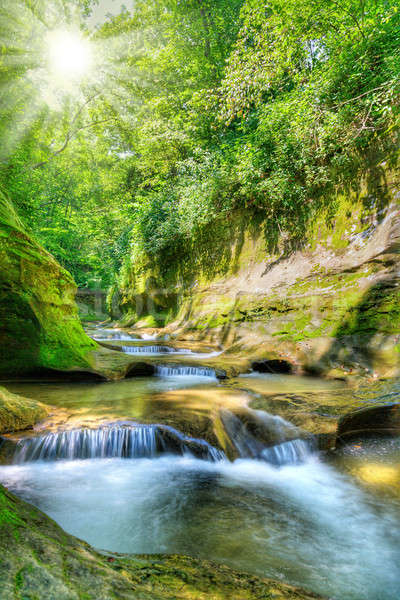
[1,326,400,600]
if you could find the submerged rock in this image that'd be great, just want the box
[0,386,47,434]
[0,484,325,600]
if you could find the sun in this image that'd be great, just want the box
[47,30,92,80]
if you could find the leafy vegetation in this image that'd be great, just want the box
[0,0,398,290]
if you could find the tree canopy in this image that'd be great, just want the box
[0,0,398,287]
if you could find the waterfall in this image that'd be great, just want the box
[11,424,226,463]
[220,409,316,466]
[260,438,314,466]
[121,345,191,354]
[155,365,216,377]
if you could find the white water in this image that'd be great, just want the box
[219,408,312,462]
[260,438,312,465]
[121,347,223,358]
[140,333,159,340]
[155,365,217,378]
[10,425,225,463]
[187,350,223,358]
[121,345,192,355]
[0,455,399,600]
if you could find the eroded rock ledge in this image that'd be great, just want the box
[114,162,400,381]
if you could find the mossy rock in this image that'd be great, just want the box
[0,386,47,434]
[0,485,325,600]
[0,193,97,377]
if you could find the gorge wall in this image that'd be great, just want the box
[0,193,97,378]
[114,156,400,379]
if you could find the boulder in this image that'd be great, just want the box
[336,403,400,446]
[0,386,47,434]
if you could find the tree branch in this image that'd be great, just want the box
[329,0,367,41]
[198,0,211,58]
[329,80,397,109]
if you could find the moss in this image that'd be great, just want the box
[0,490,24,529]
[0,194,97,377]
[0,386,47,434]
[335,284,400,337]
[135,314,159,328]
[79,312,101,322]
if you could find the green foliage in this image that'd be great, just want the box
[4,143,135,287]
[0,0,398,295]
[113,0,400,269]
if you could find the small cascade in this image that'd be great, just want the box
[260,438,315,466]
[220,409,316,466]
[220,410,265,458]
[11,424,226,463]
[155,365,216,378]
[121,345,191,354]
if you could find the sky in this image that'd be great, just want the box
[86,0,132,27]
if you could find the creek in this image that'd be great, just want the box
[0,326,399,600]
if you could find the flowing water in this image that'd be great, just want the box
[9,424,226,462]
[1,326,400,600]
[121,345,192,354]
[1,454,399,600]
[155,364,217,377]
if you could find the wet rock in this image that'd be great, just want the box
[316,433,337,451]
[0,386,47,434]
[220,407,305,459]
[336,403,400,446]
